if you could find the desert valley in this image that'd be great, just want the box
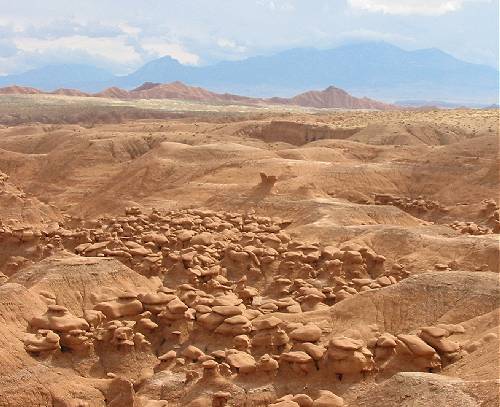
[0,85,498,406]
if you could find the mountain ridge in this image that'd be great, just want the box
[0,81,396,110]
[0,42,498,103]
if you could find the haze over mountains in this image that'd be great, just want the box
[0,42,498,104]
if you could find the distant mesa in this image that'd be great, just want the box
[395,100,495,109]
[0,85,42,95]
[271,86,393,110]
[485,103,499,109]
[0,81,395,110]
[0,85,89,97]
[129,81,260,104]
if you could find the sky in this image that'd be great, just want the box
[0,0,498,76]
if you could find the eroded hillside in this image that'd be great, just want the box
[0,106,498,407]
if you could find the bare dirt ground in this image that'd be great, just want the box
[0,96,498,406]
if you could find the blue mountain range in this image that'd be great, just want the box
[0,42,497,104]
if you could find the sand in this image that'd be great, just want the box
[0,99,498,406]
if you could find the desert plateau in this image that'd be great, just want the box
[0,93,498,406]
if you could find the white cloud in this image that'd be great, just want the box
[216,38,247,53]
[13,35,141,65]
[0,0,496,74]
[0,18,24,33]
[347,0,489,15]
[258,0,296,12]
[141,40,200,65]
[338,29,415,43]
[117,23,141,37]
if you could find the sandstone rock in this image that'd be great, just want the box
[326,336,374,376]
[31,305,90,332]
[290,324,322,342]
[24,329,60,353]
[212,305,242,316]
[253,316,282,330]
[269,401,300,407]
[182,345,205,361]
[225,350,256,374]
[94,296,143,319]
[312,390,344,407]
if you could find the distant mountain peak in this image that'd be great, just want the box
[169,80,190,87]
[0,85,41,95]
[324,85,346,92]
[132,82,161,92]
[0,41,497,103]
[285,85,394,110]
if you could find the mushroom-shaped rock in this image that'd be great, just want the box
[297,288,327,312]
[201,359,221,380]
[83,309,106,329]
[202,359,219,370]
[190,232,214,246]
[182,345,205,361]
[312,390,344,407]
[94,295,143,319]
[259,302,279,313]
[31,305,89,332]
[212,294,242,307]
[243,309,262,320]
[253,316,282,331]
[212,391,231,407]
[290,394,314,407]
[329,336,363,352]
[167,297,189,314]
[60,329,93,351]
[159,297,190,321]
[396,334,442,372]
[214,315,252,335]
[176,229,196,243]
[24,329,60,353]
[280,351,314,374]
[376,333,398,348]
[138,291,175,314]
[233,334,251,351]
[212,305,242,317]
[132,332,151,350]
[294,342,326,360]
[136,317,158,331]
[269,401,300,407]
[373,333,398,365]
[134,332,151,349]
[419,326,460,354]
[225,350,256,374]
[290,324,322,342]
[397,334,437,357]
[280,351,313,364]
[257,354,279,373]
[195,304,212,314]
[110,325,135,347]
[158,350,177,361]
[197,312,226,330]
[326,337,373,376]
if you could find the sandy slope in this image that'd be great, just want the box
[0,105,498,407]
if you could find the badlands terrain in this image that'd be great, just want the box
[0,96,498,406]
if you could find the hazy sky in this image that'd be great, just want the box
[0,0,498,75]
